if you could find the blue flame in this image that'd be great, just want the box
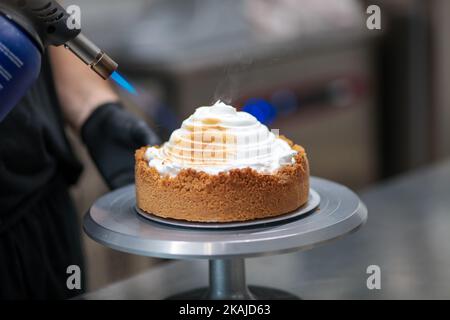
[111,71,137,95]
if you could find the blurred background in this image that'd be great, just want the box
[65,0,450,291]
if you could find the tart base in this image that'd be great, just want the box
[135,142,309,223]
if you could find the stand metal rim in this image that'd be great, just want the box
[83,177,367,259]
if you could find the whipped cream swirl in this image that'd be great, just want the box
[145,101,297,176]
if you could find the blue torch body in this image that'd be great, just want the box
[0,14,41,121]
[0,0,119,122]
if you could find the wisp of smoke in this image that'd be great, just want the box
[214,53,253,104]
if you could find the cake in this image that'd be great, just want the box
[135,101,309,222]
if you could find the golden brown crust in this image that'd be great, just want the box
[135,142,310,222]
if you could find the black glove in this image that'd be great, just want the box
[81,103,161,189]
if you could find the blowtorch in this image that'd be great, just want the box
[0,0,120,121]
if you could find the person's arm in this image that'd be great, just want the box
[49,46,119,132]
[49,46,160,189]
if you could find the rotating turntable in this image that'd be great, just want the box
[83,177,367,299]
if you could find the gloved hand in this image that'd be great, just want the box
[81,102,160,189]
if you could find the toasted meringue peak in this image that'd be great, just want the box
[145,100,297,176]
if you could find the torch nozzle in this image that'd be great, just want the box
[64,33,118,80]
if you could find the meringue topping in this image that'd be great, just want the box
[145,100,297,176]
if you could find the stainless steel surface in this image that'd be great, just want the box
[81,259,301,300]
[166,258,300,300]
[83,177,367,259]
[82,160,450,299]
[135,189,320,229]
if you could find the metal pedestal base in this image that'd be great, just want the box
[167,258,299,300]
[84,177,367,300]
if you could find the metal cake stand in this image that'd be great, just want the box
[83,177,367,300]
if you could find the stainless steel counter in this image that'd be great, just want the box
[82,160,450,299]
